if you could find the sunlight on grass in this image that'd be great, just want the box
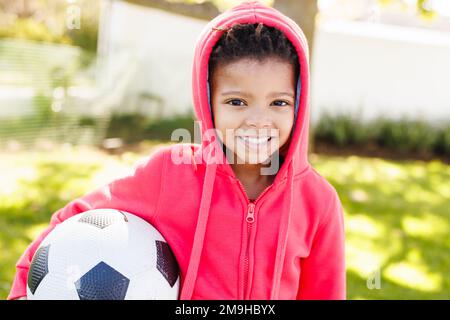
[384,250,443,292]
[381,164,405,180]
[402,184,445,205]
[345,213,402,280]
[25,223,49,241]
[346,245,384,278]
[89,159,138,189]
[349,189,370,203]
[346,214,385,239]
[402,213,449,238]
[346,232,402,279]
[0,164,36,197]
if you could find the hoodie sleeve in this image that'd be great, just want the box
[297,189,346,300]
[7,147,167,300]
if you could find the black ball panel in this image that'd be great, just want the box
[75,261,130,300]
[78,211,124,229]
[28,245,50,295]
[156,240,179,287]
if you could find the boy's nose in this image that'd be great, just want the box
[245,113,273,129]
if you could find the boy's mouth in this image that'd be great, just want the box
[237,136,273,149]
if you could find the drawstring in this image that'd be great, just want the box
[191,148,198,172]
[270,158,295,300]
[179,153,217,299]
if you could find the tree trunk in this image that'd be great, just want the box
[273,0,318,56]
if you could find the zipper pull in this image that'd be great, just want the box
[246,203,255,223]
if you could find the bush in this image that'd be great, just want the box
[105,113,148,144]
[374,118,439,154]
[33,92,53,124]
[0,18,71,44]
[434,124,450,156]
[314,113,372,147]
[144,114,195,141]
[313,113,450,157]
[66,18,98,52]
[105,112,195,144]
[0,6,99,52]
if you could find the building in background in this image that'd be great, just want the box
[312,0,450,124]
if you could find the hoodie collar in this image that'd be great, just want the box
[180,0,311,300]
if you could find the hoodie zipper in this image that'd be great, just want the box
[235,178,273,299]
[244,202,255,300]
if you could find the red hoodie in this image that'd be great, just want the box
[8,1,346,300]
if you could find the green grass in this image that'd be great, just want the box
[1,144,449,299]
[311,154,450,299]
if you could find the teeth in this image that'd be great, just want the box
[240,136,271,144]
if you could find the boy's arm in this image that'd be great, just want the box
[296,189,346,300]
[7,147,167,300]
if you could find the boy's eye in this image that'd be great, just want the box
[225,99,291,107]
[226,99,246,107]
[272,100,290,107]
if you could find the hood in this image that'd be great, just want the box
[180,0,311,300]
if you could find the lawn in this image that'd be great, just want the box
[1,143,449,299]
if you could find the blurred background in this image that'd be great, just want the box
[0,0,449,300]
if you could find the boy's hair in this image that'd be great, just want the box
[208,23,300,81]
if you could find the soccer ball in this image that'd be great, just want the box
[26,209,180,300]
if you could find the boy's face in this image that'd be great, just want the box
[210,58,295,165]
